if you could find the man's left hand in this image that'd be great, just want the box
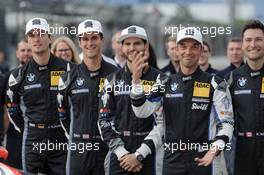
[119,153,142,172]
[194,147,219,166]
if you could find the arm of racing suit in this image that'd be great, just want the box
[57,63,71,139]
[134,106,165,159]
[5,69,23,133]
[130,74,167,158]
[130,74,167,118]
[98,76,129,159]
[210,76,234,151]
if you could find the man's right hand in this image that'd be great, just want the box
[131,50,149,84]
[119,153,143,172]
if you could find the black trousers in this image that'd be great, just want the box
[235,137,264,175]
[22,125,67,175]
[68,138,108,175]
[6,131,23,169]
[108,152,156,175]
[163,149,211,175]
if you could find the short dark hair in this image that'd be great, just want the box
[121,38,147,45]
[228,37,242,43]
[16,38,28,50]
[242,19,264,39]
[78,32,104,41]
[202,41,211,52]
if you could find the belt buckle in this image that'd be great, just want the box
[37,124,45,129]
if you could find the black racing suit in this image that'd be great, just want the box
[228,63,264,175]
[217,63,244,79]
[161,61,178,76]
[3,70,23,169]
[204,64,218,75]
[57,59,117,175]
[98,66,164,175]
[5,54,71,174]
[131,67,234,175]
[0,74,6,144]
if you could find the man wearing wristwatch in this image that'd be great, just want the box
[98,25,165,174]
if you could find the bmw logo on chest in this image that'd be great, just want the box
[26,73,35,83]
[76,78,85,87]
[237,77,247,88]
[170,82,179,92]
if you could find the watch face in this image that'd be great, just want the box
[137,154,144,162]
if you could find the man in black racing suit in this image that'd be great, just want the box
[5,17,70,174]
[227,19,264,175]
[57,19,118,175]
[130,27,234,175]
[98,25,164,175]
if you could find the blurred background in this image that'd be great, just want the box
[0,0,263,70]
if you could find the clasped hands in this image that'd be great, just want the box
[118,153,143,172]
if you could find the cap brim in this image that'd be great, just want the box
[119,34,147,42]
[77,28,102,36]
[177,36,203,45]
[25,27,49,35]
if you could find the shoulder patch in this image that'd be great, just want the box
[8,74,18,87]
[58,77,66,90]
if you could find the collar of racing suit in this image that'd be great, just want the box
[31,53,55,71]
[230,61,244,70]
[179,66,203,83]
[80,57,106,78]
[244,62,264,78]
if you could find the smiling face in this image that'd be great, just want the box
[16,41,32,65]
[177,38,203,70]
[26,29,51,54]
[242,28,264,62]
[79,32,104,60]
[121,37,147,63]
[55,41,73,62]
[227,41,243,65]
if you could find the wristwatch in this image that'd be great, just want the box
[135,152,144,162]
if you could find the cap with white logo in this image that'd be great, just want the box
[177,27,203,45]
[119,25,148,42]
[25,18,49,35]
[78,19,103,36]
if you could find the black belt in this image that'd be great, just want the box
[28,122,61,129]
[73,133,101,139]
[238,132,264,137]
[121,131,150,137]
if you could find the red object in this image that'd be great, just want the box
[0,146,8,160]
[0,163,22,175]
